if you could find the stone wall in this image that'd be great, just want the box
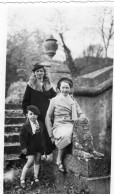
[75,89,112,158]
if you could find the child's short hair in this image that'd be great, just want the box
[27,105,40,115]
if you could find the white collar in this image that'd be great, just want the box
[30,120,39,134]
[59,93,70,99]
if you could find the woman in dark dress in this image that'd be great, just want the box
[22,63,56,158]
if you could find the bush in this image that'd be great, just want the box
[5,81,27,104]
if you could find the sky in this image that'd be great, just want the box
[7,4,114,61]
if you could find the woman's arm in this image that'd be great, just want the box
[50,87,56,98]
[45,98,55,138]
[22,85,31,115]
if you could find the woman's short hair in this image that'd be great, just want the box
[57,77,73,90]
[32,62,47,80]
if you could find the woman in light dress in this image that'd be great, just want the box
[45,77,87,172]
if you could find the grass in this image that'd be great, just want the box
[4,161,79,194]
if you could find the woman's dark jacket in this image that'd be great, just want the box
[20,120,47,155]
[22,85,56,120]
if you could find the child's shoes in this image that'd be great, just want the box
[20,179,26,189]
[31,177,39,187]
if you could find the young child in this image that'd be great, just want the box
[45,77,87,172]
[19,105,46,188]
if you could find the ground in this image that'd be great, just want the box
[4,161,77,194]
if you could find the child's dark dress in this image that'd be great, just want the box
[27,132,44,155]
[20,120,47,157]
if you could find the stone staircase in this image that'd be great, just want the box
[4,103,26,169]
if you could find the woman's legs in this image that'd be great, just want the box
[56,148,65,172]
[56,148,65,164]
[34,152,41,179]
[20,155,34,181]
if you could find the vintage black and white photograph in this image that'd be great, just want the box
[1,2,113,194]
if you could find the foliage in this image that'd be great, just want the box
[96,7,114,57]
[82,44,103,58]
[6,28,47,95]
[74,57,113,76]
[5,81,27,103]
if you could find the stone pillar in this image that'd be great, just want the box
[41,60,72,90]
[64,119,110,194]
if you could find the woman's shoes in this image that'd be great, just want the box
[58,163,65,172]
[56,158,65,172]
[20,179,26,189]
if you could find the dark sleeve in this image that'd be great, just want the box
[22,84,31,115]
[39,121,47,154]
[50,87,56,99]
[19,124,27,150]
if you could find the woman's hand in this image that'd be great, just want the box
[51,137,55,144]
[75,117,89,125]
[22,148,27,155]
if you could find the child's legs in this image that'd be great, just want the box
[20,155,34,181]
[34,152,41,178]
[57,148,65,164]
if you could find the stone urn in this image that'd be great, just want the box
[44,35,58,58]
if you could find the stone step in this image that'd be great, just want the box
[65,154,110,178]
[5,109,24,117]
[4,154,26,169]
[5,117,26,125]
[4,142,20,154]
[5,103,22,110]
[5,132,19,143]
[5,124,23,133]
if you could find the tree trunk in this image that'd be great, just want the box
[59,33,76,75]
[105,47,108,58]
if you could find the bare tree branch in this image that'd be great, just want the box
[97,7,114,58]
[47,8,76,74]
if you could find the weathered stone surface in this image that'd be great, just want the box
[5,133,19,143]
[5,103,22,110]
[76,88,112,159]
[5,117,26,125]
[5,109,24,117]
[4,142,20,154]
[86,175,110,194]
[74,79,112,97]
[4,154,26,169]
[65,154,110,177]
[41,161,110,194]
[74,66,112,88]
[5,124,22,133]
